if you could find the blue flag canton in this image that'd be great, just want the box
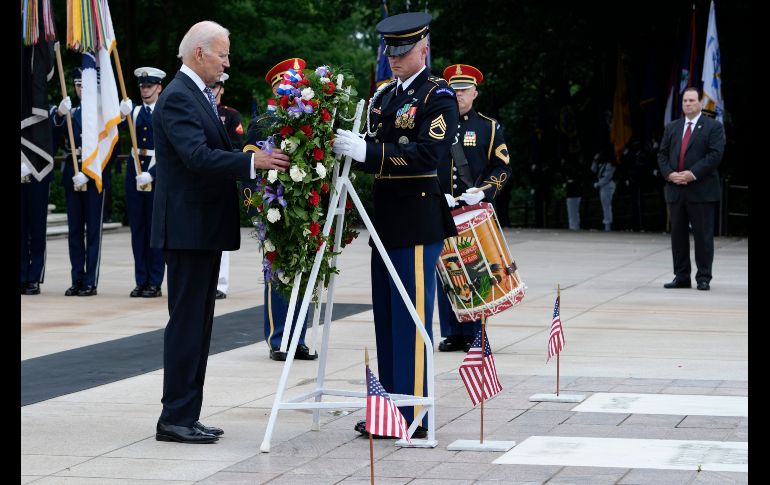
[470,329,493,357]
[367,367,391,398]
[552,296,560,320]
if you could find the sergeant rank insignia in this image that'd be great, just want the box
[395,103,417,129]
[429,114,447,140]
[463,130,477,146]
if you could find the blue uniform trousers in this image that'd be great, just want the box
[264,282,309,350]
[437,285,481,338]
[20,173,52,285]
[125,177,164,286]
[371,242,442,426]
[63,183,104,287]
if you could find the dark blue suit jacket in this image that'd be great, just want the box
[150,70,252,250]
[657,114,725,204]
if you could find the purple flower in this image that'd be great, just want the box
[262,258,273,280]
[315,66,330,77]
[263,183,287,207]
[254,220,266,241]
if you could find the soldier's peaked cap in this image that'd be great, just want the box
[442,64,483,90]
[265,58,307,87]
[134,67,166,85]
[215,72,229,85]
[376,12,431,57]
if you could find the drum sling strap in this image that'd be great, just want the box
[450,141,476,189]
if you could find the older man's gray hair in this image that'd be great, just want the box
[177,21,230,61]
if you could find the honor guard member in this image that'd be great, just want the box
[212,72,244,299]
[242,58,317,361]
[437,64,512,352]
[121,67,166,298]
[51,68,105,296]
[333,12,459,439]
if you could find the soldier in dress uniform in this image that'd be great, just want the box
[212,72,244,299]
[436,64,512,352]
[51,68,106,296]
[333,12,459,439]
[121,67,166,298]
[242,58,317,362]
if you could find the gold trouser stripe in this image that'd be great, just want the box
[266,281,275,349]
[413,245,425,425]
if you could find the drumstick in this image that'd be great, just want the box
[453,184,493,202]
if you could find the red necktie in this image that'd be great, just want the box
[677,121,692,172]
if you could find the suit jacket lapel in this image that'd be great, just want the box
[671,118,685,166]
[684,116,705,153]
[176,71,232,148]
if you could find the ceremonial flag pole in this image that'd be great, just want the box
[529,284,585,403]
[53,42,85,191]
[479,316,486,444]
[365,348,374,485]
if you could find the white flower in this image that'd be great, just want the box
[267,208,281,223]
[267,169,278,183]
[337,74,344,86]
[289,165,306,182]
[314,163,327,179]
[319,77,330,84]
[281,138,298,154]
[263,239,276,252]
[277,271,291,284]
[301,87,315,101]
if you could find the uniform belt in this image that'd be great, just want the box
[375,170,437,180]
[132,148,155,157]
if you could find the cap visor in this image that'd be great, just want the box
[450,82,475,90]
[384,42,416,57]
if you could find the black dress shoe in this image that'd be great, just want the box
[697,281,710,291]
[130,285,145,297]
[411,425,428,439]
[142,285,162,297]
[24,282,41,295]
[354,419,396,439]
[77,285,97,296]
[663,279,691,289]
[295,344,318,360]
[156,422,218,444]
[438,335,466,352]
[269,347,287,361]
[193,421,224,436]
[65,283,81,296]
[215,290,227,299]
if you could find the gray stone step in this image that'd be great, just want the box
[46,216,124,238]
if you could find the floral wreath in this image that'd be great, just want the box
[245,65,360,300]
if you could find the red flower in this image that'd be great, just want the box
[321,182,329,194]
[313,148,324,161]
[308,221,321,237]
[309,190,320,206]
[300,125,312,138]
[280,126,294,138]
[323,82,336,95]
[344,234,354,245]
[279,95,289,108]
[297,78,310,86]
[265,251,277,263]
[345,199,352,210]
[321,109,331,122]
[308,99,318,109]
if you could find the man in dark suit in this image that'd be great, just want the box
[333,12,459,440]
[657,87,725,291]
[150,20,290,444]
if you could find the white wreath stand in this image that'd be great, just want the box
[260,89,438,452]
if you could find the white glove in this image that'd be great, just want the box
[72,172,89,188]
[21,162,32,178]
[459,189,485,205]
[444,193,457,208]
[135,172,153,185]
[332,129,366,163]
[120,99,133,116]
[57,96,72,116]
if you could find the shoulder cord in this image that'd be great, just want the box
[365,79,397,138]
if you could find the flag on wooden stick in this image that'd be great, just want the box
[459,329,503,406]
[547,293,565,361]
[365,366,410,442]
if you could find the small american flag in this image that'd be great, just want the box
[547,295,565,361]
[366,366,410,442]
[458,329,502,406]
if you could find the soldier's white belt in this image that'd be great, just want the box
[130,148,156,171]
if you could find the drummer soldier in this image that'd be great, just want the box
[437,63,512,352]
[332,12,459,439]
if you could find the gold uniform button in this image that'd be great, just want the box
[378,123,382,127]
[142,137,147,142]
[143,126,148,131]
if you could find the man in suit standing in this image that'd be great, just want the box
[657,86,725,291]
[333,12,459,440]
[151,20,290,444]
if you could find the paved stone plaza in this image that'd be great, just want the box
[21,226,748,483]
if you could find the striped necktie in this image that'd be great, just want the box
[203,87,219,117]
